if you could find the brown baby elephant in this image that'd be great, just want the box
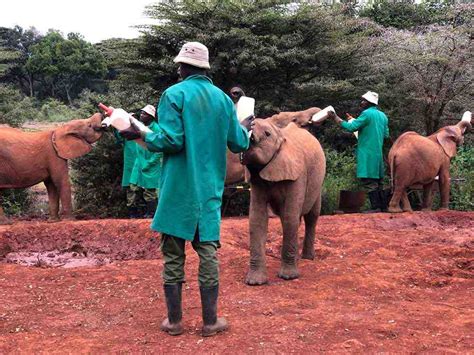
[224,107,322,186]
[241,119,326,285]
[388,119,471,213]
[0,113,104,224]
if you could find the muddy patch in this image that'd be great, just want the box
[0,220,161,268]
[5,250,109,268]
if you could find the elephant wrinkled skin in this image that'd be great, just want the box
[0,113,104,223]
[388,120,471,213]
[241,119,326,285]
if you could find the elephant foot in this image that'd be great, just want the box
[61,215,76,221]
[301,249,315,260]
[438,207,449,211]
[421,207,432,212]
[278,264,299,280]
[402,207,413,213]
[245,269,268,286]
[387,206,403,213]
[48,216,60,223]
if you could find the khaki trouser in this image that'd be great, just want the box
[161,232,220,288]
[127,184,158,208]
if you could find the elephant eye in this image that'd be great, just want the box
[265,131,271,137]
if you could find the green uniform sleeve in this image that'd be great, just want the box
[340,113,370,133]
[384,119,390,138]
[144,91,184,154]
[227,106,249,153]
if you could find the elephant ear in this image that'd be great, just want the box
[52,125,92,160]
[259,132,305,182]
[436,127,458,158]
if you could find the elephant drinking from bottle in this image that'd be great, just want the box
[0,113,104,224]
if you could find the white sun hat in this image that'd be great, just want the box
[141,104,156,118]
[173,42,210,69]
[362,91,379,105]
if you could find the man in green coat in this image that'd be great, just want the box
[121,42,249,337]
[329,91,390,211]
[128,105,163,218]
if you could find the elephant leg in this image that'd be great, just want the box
[278,212,300,281]
[421,181,435,211]
[301,197,321,260]
[438,168,450,210]
[245,185,269,286]
[388,187,404,213]
[401,191,412,212]
[44,179,60,221]
[53,172,74,220]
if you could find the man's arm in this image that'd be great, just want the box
[227,106,250,153]
[144,92,185,154]
[330,111,369,133]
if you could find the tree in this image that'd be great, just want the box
[0,26,42,97]
[0,45,19,77]
[134,0,379,117]
[366,24,473,134]
[26,31,107,104]
[359,0,454,29]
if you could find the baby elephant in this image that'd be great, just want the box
[0,113,104,223]
[241,119,326,285]
[388,119,471,212]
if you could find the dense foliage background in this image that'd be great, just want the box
[0,0,472,217]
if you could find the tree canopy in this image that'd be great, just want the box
[25,31,107,104]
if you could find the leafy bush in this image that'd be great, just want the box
[1,189,35,217]
[39,98,78,122]
[0,84,36,127]
[71,131,127,218]
[449,145,473,211]
[321,149,360,215]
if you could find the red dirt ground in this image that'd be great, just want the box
[0,211,472,353]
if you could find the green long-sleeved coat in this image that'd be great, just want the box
[341,106,389,179]
[144,75,249,241]
[129,121,163,189]
[114,130,138,187]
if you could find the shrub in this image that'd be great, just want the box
[450,145,473,211]
[70,131,127,218]
[39,99,78,122]
[321,149,361,215]
[1,189,35,217]
[0,84,34,127]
